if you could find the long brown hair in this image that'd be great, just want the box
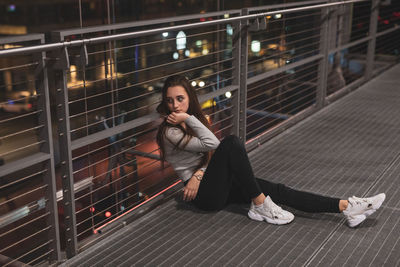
[156,75,211,169]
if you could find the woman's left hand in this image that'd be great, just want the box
[183,176,201,201]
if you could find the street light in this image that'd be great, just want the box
[251,40,261,53]
[176,31,186,50]
[227,24,233,36]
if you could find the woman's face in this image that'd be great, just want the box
[166,85,190,114]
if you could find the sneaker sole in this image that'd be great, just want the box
[364,209,376,217]
[248,210,294,225]
[348,214,367,228]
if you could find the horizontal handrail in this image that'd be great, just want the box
[52,1,330,38]
[0,34,44,44]
[327,25,400,55]
[248,54,323,85]
[0,0,367,57]
[247,0,328,12]
[0,152,50,177]
[52,10,242,39]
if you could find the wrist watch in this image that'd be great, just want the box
[193,173,203,181]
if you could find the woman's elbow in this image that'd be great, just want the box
[209,139,220,149]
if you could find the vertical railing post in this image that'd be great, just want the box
[35,44,61,263]
[50,46,79,258]
[316,5,330,108]
[231,20,241,137]
[238,8,249,141]
[229,9,249,141]
[365,0,379,80]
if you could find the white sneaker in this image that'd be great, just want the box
[343,193,386,227]
[248,196,294,225]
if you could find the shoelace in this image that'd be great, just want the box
[267,201,284,216]
[351,196,371,205]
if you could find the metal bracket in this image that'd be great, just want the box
[249,18,260,32]
[260,17,267,30]
[79,43,88,68]
[249,17,267,32]
[54,46,70,70]
[34,52,45,77]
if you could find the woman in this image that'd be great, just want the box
[156,75,385,227]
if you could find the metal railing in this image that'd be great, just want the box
[0,35,61,266]
[0,0,399,264]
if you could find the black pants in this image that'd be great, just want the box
[193,135,340,213]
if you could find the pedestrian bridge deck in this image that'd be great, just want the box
[63,64,400,267]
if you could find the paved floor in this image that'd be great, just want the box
[63,64,400,267]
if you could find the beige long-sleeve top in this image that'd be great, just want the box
[164,115,220,182]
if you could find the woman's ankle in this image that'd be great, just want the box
[339,200,349,212]
[252,194,266,206]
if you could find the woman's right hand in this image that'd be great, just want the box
[167,112,189,125]
[183,176,201,202]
